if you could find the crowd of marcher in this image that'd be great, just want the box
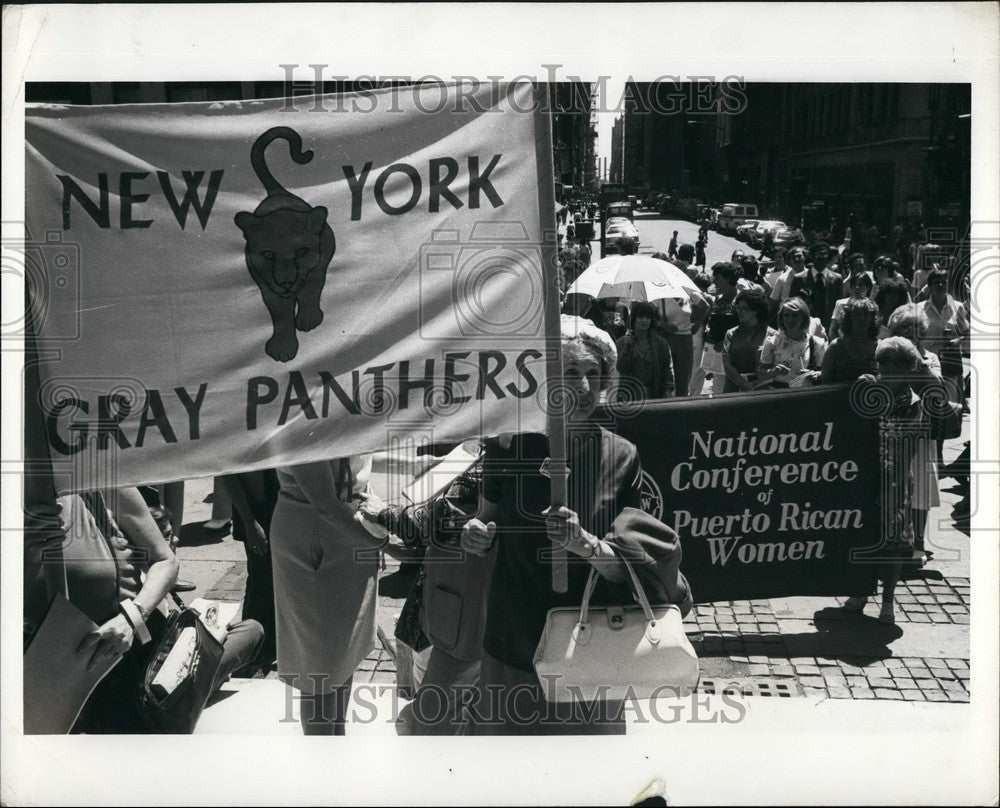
[23,221,970,738]
[553,229,971,623]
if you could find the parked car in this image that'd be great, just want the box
[605,220,641,252]
[748,220,787,248]
[773,226,806,248]
[707,208,721,228]
[736,219,761,242]
[717,203,760,235]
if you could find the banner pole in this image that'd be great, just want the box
[533,82,568,593]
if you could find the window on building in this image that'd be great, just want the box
[165,82,243,103]
[254,81,288,99]
[25,82,92,105]
[112,83,143,104]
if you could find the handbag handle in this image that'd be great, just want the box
[578,548,656,627]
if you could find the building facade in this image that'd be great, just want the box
[610,116,625,184]
[615,82,971,231]
[770,83,971,231]
[550,82,598,199]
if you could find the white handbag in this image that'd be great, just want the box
[533,554,700,703]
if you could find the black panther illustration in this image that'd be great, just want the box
[235,126,335,362]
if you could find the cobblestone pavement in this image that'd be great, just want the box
[203,559,970,701]
[688,582,971,703]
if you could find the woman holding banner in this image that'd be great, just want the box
[269,455,382,735]
[842,337,927,624]
[461,330,692,735]
[885,305,948,563]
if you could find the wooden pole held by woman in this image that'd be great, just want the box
[533,82,569,593]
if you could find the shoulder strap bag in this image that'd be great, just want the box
[533,551,699,704]
[137,592,224,733]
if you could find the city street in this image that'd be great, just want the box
[631,211,751,267]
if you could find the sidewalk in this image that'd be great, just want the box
[175,416,971,719]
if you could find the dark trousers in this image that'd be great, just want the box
[666,333,694,397]
[241,542,277,665]
[213,619,265,690]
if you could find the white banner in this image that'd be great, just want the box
[25,83,556,492]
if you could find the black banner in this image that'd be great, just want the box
[609,385,880,602]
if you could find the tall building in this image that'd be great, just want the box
[619,80,717,197]
[720,83,971,230]
[621,82,646,191]
[610,116,625,183]
[615,82,971,230]
[550,81,597,199]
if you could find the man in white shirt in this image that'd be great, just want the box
[766,246,796,319]
[656,288,709,397]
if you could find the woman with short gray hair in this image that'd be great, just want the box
[885,303,947,564]
[842,337,927,623]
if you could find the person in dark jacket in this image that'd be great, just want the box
[461,329,692,735]
[789,241,844,329]
[616,301,675,401]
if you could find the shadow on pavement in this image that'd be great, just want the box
[693,605,904,664]
[951,497,970,536]
[178,521,232,547]
[900,566,945,582]
[767,607,903,664]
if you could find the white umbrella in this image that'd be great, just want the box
[566,254,700,303]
